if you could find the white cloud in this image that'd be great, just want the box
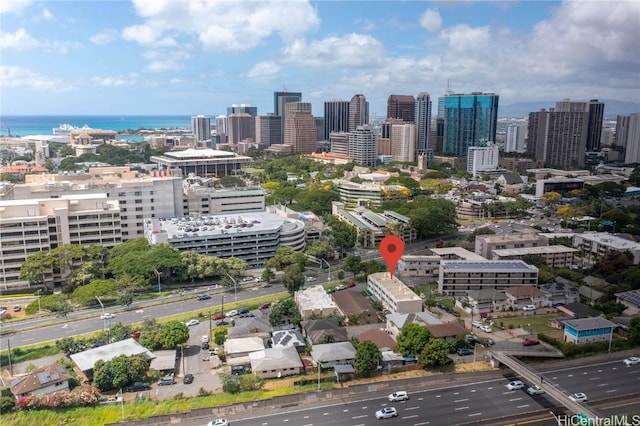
[42,7,52,20]
[0,65,71,91]
[0,0,32,15]
[440,24,490,52]
[90,29,118,45]
[169,78,184,84]
[246,61,281,80]
[92,75,135,87]
[282,33,385,68]
[122,24,159,46]
[146,60,184,72]
[0,28,38,49]
[419,8,442,33]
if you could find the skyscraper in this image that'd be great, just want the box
[227,113,256,145]
[283,102,316,153]
[527,108,588,169]
[255,114,281,147]
[227,104,258,116]
[191,115,211,142]
[619,113,640,164]
[349,125,377,167]
[443,92,499,157]
[415,92,432,157]
[274,91,302,144]
[390,122,416,163]
[505,123,527,153]
[324,99,350,141]
[387,95,416,123]
[555,99,604,151]
[349,94,369,131]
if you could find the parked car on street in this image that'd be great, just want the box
[457,348,474,356]
[126,382,150,392]
[185,319,199,327]
[225,310,239,317]
[183,374,194,384]
[158,375,176,386]
[522,338,540,346]
[522,304,536,311]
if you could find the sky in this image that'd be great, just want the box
[1,0,639,117]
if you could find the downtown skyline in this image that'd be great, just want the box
[1,0,639,117]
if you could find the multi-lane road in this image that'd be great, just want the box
[188,358,640,426]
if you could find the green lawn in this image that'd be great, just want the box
[495,314,559,334]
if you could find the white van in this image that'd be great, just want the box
[201,335,209,344]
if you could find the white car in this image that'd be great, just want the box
[522,305,536,311]
[506,380,525,390]
[225,310,239,317]
[185,319,199,327]
[100,313,115,320]
[305,276,317,282]
[242,277,254,282]
[335,284,346,291]
[375,407,398,419]
[569,392,587,402]
[472,320,483,328]
[480,325,492,333]
[623,357,640,366]
[527,385,545,395]
[388,391,409,401]
[207,419,228,426]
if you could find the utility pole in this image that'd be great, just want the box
[208,309,212,344]
[225,273,237,303]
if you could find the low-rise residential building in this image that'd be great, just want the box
[301,318,348,344]
[563,317,616,344]
[295,285,340,321]
[438,260,539,297]
[475,231,547,259]
[504,286,546,309]
[385,312,442,339]
[223,336,265,361]
[331,289,377,324]
[465,289,508,313]
[397,255,441,277]
[539,280,580,306]
[311,342,357,368]
[615,289,640,315]
[271,329,306,353]
[429,247,486,261]
[367,273,424,314]
[249,346,303,379]
[573,232,640,264]
[333,179,409,209]
[427,323,469,342]
[10,364,71,399]
[70,338,154,380]
[491,245,577,269]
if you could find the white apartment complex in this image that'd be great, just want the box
[491,245,578,269]
[366,272,423,314]
[467,144,499,176]
[475,231,547,259]
[294,285,340,320]
[0,194,121,292]
[438,260,539,297]
[573,232,640,264]
[397,255,441,277]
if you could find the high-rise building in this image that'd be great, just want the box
[349,125,377,166]
[555,99,604,151]
[330,132,350,157]
[390,122,416,163]
[274,91,302,144]
[314,117,325,145]
[527,108,588,169]
[443,92,499,156]
[191,115,211,142]
[505,123,527,153]
[216,115,228,144]
[467,144,499,176]
[227,113,256,145]
[324,99,350,140]
[349,94,369,131]
[227,104,258,116]
[619,113,640,164]
[283,102,316,153]
[387,95,416,123]
[415,92,432,157]
[255,114,281,147]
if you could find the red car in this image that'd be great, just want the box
[346,282,357,288]
[258,303,271,310]
[211,312,225,320]
[523,338,540,346]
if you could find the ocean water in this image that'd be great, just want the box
[0,115,193,140]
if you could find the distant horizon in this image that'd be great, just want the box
[1,1,638,116]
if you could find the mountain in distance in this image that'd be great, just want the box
[499,99,640,119]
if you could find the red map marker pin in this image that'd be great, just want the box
[379,235,405,279]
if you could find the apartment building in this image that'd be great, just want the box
[491,245,578,269]
[333,179,409,209]
[397,255,441,277]
[0,194,121,292]
[366,272,423,314]
[475,231,547,259]
[573,232,640,264]
[437,260,539,297]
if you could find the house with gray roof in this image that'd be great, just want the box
[301,318,349,344]
[228,317,273,345]
[539,280,579,306]
[465,289,507,313]
[563,317,616,344]
[385,311,442,339]
[311,341,356,368]
[70,338,155,380]
[615,289,640,315]
[10,364,71,399]
[271,328,306,353]
[249,346,303,379]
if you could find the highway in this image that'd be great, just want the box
[188,358,640,426]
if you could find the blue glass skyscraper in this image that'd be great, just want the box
[443,92,499,156]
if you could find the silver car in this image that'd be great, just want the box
[375,407,398,419]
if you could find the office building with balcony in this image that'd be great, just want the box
[467,143,499,176]
[397,255,441,277]
[0,194,121,292]
[349,125,377,166]
[437,260,539,297]
[367,272,423,314]
[144,211,305,268]
[332,180,409,209]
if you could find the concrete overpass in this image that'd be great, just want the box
[489,350,604,421]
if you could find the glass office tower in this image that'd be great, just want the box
[443,93,499,156]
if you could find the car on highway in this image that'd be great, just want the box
[183,374,194,384]
[126,382,150,392]
[457,348,474,356]
[158,375,176,386]
[388,391,409,401]
[225,310,239,317]
[527,385,545,395]
[185,319,199,326]
[506,380,525,390]
[569,392,587,402]
[375,407,398,419]
[207,419,228,426]
[100,313,115,320]
[623,357,640,366]
[197,294,211,301]
[305,276,317,282]
[522,338,540,346]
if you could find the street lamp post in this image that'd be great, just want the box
[225,273,237,303]
[208,309,212,344]
[317,360,322,391]
[472,342,477,372]
[153,270,161,293]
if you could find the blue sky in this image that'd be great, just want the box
[1,0,638,116]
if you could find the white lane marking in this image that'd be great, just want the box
[598,369,603,373]
[415,422,430,425]
[597,383,609,387]
[588,377,600,381]
[509,397,523,402]
[403,415,418,419]
[468,413,482,417]
[487,387,493,390]
[418,397,424,401]
[568,374,573,377]
[455,406,469,411]
[405,406,419,411]
[454,399,469,403]
[470,389,477,393]
[435,395,442,398]
[343,408,349,412]
[352,415,367,419]
[606,389,617,393]
[517,404,530,409]
[552,376,557,379]
[503,391,515,395]
[583,372,588,375]
[453,392,459,395]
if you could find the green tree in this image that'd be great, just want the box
[19,250,54,288]
[353,340,382,378]
[261,267,276,283]
[269,298,301,326]
[343,255,364,277]
[418,338,452,368]
[628,317,640,345]
[394,323,431,357]
[282,264,305,295]
[160,320,189,349]
[304,240,334,260]
[69,279,118,306]
[326,217,356,256]
[264,246,306,271]
[93,354,149,391]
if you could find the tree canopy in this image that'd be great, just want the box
[394,323,431,357]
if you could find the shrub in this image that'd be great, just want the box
[14,385,101,411]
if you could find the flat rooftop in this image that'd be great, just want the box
[492,245,578,257]
[441,260,538,272]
